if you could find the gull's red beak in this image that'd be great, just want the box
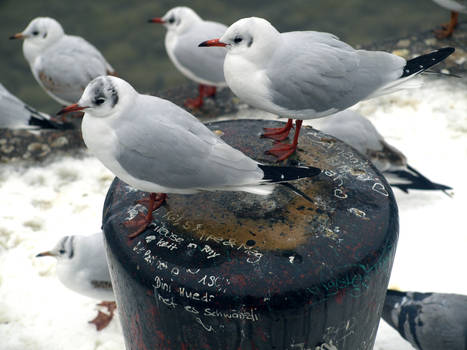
[57,103,88,115]
[198,38,227,47]
[36,251,55,258]
[148,17,165,24]
[9,33,25,40]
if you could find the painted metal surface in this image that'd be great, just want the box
[102,119,398,350]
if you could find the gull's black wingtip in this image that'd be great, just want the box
[259,164,321,183]
[401,47,455,78]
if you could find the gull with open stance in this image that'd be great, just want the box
[149,7,227,109]
[200,17,454,161]
[0,83,67,130]
[58,76,321,238]
[10,17,115,106]
[312,110,452,194]
[382,289,467,350]
[36,232,116,331]
[432,0,467,38]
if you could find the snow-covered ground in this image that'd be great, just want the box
[0,77,466,349]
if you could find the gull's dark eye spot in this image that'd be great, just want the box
[32,30,39,36]
[95,97,105,106]
[168,17,175,24]
[234,36,243,44]
[59,249,65,254]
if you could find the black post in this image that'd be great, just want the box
[103,120,398,350]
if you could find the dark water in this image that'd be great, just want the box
[0,0,448,112]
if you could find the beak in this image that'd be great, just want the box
[57,103,88,116]
[148,17,164,24]
[199,38,227,47]
[9,32,25,40]
[36,251,55,258]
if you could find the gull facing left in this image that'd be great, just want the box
[149,7,227,109]
[10,17,115,106]
[58,76,321,238]
[36,232,116,331]
[200,17,454,161]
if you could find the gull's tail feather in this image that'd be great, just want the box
[367,47,455,99]
[400,47,455,78]
[259,164,321,183]
[388,164,452,196]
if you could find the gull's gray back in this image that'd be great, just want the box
[113,95,261,191]
[267,31,405,117]
[34,35,113,104]
[173,21,227,84]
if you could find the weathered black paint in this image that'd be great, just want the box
[102,119,399,350]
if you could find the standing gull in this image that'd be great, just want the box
[311,110,452,194]
[149,7,227,109]
[431,0,467,38]
[0,83,67,129]
[58,76,321,238]
[36,232,116,331]
[200,17,454,161]
[10,17,115,106]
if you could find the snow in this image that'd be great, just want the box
[0,77,466,349]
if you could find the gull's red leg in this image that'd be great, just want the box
[124,193,167,239]
[262,119,294,141]
[435,11,459,38]
[266,120,303,161]
[203,85,217,98]
[88,301,117,331]
[184,85,205,109]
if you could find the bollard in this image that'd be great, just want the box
[102,119,398,350]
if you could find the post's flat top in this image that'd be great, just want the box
[103,119,398,307]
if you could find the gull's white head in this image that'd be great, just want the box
[149,7,202,35]
[10,17,65,62]
[36,235,76,262]
[59,76,137,119]
[201,17,280,64]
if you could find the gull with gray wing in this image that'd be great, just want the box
[10,17,115,106]
[149,7,227,109]
[311,110,452,194]
[58,76,321,238]
[200,17,454,161]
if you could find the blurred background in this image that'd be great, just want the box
[1,0,446,113]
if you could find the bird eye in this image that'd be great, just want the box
[59,249,65,254]
[168,17,175,24]
[234,36,243,44]
[95,97,105,105]
[32,30,39,36]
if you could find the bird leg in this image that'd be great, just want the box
[124,193,167,239]
[184,85,206,109]
[88,301,117,331]
[265,120,303,161]
[261,119,294,141]
[203,85,217,98]
[435,11,459,38]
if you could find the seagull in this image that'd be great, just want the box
[10,17,115,106]
[57,76,321,238]
[0,83,69,129]
[311,110,452,194]
[382,289,467,350]
[148,7,227,109]
[431,0,467,38]
[36,232,116,331]
[199,17,455,161]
